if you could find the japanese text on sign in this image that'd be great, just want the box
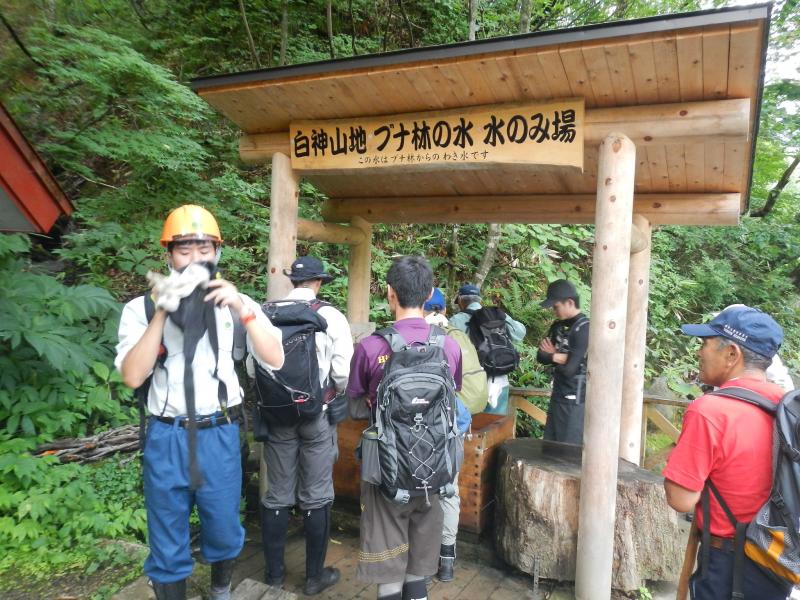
[289,100,584,171]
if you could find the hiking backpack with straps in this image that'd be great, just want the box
[443,324,488,414]
[372,325,461,505]
[466,306,520,377]
[701,386,800,595]
[253,299,330,428]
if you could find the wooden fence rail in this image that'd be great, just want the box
[508,387,689,467]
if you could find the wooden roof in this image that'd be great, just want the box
[0,104,73,233]
[192,5,770,226]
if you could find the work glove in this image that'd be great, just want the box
[327,393,348,425]
[146,263,211,313]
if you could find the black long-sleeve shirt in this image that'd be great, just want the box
[536,313,590,398]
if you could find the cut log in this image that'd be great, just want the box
[494,439,684,591]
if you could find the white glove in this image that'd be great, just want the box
[146,263,211,313]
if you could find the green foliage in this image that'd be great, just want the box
[0,450,146,583]
[0,234,133,442]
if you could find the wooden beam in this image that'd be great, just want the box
[347,216,372,327]
[296,218,366,245]
[576,133,636,600]
[321,193,740,226]
[239,99,750,164]
[263,151,298,499]
[620,214,652,464]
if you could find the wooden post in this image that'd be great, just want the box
[266,152,298,301]
[620,214,652,464]
[347,216,373,340]
[575,133,636,600]
[261,151,299,498]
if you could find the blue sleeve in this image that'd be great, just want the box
[456,396,472,433]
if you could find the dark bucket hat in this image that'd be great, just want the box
[283,256,335,283]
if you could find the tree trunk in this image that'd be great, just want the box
[381,0,394,52]
[397,0,415,47]
[0,11,46,70]
[237,0,262,68]
[494,439,685,591]
[474,223,502,288]
[279,0,289,66]
[519,0,531,34]
[327,0,335,59]
[468,0,479,41]
[752,155,800,217]
[348,0,358,55]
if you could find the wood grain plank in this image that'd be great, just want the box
[684,143,705,192]
[702,26,730,100]
[727,23,763,98]
[652,35,681,103]
[722,141,746,192]
[603,44,638,105]
[704,142,726,191]
[537,49,574,99]
[646,146,670,192]
[665,143,687,192]
[580,45,616,107]
[558,45,598,107]
[676,31,704,102]
[508,52,553,100]
[627,40,660,104]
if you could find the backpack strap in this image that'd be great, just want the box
[376,326,409,353]
[701,386,777,600]
[701,480,748,599]
[427,324,447,349]
[707,386,778,415]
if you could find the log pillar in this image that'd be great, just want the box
[575,133,636,600]
[347,216,373,341]
[261,151,299,498]
[266,152,299,301]
[619,214,653,464]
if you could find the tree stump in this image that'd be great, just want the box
[494,439,684,591]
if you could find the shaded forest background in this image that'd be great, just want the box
[0,0,797,595]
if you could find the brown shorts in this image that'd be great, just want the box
[356,482,444,583]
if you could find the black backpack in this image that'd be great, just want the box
[701,387,800,596]
[466,306,520,376]
[373,325,461,505]
[254,299,329,428]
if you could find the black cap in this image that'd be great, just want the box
[540,279,578,308]
[283,256,335,283]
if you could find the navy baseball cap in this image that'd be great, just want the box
[283,256,335,283]
[424,287,446,311]
[540,279,579,308]
[680,305,783,359]
[457,284,481,297]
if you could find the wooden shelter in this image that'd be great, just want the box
[191,5,770,598]
[0,104,73,233]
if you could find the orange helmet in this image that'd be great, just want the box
[160,205,223,247]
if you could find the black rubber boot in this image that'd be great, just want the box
[436,544,456,582]
[151,579,187,600]
[209,558,235,600]
[260,504,290,587]
[401,577,428,600]
[303,566,340,596]
[303,504,340,595]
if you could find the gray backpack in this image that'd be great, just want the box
[704,387,800,595]
[373,325,461,505]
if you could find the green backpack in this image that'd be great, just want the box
[444,324,489,414]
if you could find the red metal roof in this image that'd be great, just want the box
[0,103,73,233]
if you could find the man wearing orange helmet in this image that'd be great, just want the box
[116,205,284,600]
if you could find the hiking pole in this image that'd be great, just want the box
[676,523,700,600]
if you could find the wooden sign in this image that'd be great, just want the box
[289,99,584,172]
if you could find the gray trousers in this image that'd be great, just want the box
[262,412,337,510]
[439,472,460,546]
